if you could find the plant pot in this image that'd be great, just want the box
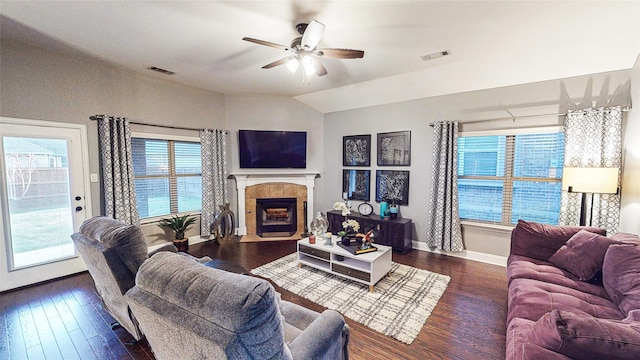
[173,238,189,252]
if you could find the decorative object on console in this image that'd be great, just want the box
[343,169,371,201]
[343,134,371,166]
[561,167,619,226]
[376,170,410,205]
[358,202,373,216]
[159,213,196,252]
[212,203,236,244]
[389,202,399,219]
[379,200,388,219]
[377,131,411,166]
[332,201,351,216]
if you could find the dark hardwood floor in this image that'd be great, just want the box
[1,240,508,360]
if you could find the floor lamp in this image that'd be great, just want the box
[561,167,619,226]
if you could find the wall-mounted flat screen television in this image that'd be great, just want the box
[238,130,307,169]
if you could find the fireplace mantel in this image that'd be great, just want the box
[232,172,319,236]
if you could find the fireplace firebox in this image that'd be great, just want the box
[256,198,297,237]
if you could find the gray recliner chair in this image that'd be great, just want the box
[71,216,207,342]
[126,251,350,359]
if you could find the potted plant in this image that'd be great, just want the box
[159,213,196,252]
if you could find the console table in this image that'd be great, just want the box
[297,237,392,292]
[327,210,412,253]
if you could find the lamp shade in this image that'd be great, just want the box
[561,167,619,194]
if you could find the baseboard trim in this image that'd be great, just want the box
[411,241,507,267]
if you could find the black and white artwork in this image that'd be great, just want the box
[343,135,371,166]
[343,169,370,201]
[375,170,410,205]
[377,131,411,166]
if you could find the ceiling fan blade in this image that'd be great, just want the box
[318,48,365,59]
[301,20,325,50]
[243,37,289,51]
[314,60,328,76]
[262,57,294,69]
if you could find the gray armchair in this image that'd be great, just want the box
[126,251,350,359]
[71,216,200,342]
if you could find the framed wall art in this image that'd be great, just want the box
[343,169,370,201]
[375,170,410,205]
[343,134,371,166]
[377,131,411,166]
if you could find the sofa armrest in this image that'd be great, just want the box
[287,310,349,360]
[148,243,178,257]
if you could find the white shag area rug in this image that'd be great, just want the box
[251,253,450,344]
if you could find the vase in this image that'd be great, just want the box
[310,212,328,236]
[379,201,388,219]
[390,204,399,219]
[212,203,236,245]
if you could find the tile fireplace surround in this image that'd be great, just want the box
[232,173,318,237]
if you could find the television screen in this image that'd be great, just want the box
[238,130,307,169]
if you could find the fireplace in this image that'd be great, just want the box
[256,198,297,237]
[232,173,318,237]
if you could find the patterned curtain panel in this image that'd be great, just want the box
[559,106,622,233]
[200,129,229,236]
[95,115,140,225]
[426,121,464,252]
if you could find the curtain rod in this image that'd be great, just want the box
[89,115,228,133]
[428,106,631,127]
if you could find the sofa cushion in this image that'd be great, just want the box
[603,244,640,316]
[530,310,640,360]
[508,278,623,324]
[510,220,606,262]
[548,230,622,281]
[508,258,609,298]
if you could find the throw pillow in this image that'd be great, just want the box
[531,310,640,360]
[548,230,622,281]
[510,220,606,261]
[603,244,640,316]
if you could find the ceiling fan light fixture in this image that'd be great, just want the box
[302,55,316,76]
[286,58,299,73]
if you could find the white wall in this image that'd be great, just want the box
[0,39,225,242]
[619,54,640,234]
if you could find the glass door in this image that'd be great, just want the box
[0,118,92,291]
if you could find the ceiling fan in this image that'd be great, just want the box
[242,20,364,78]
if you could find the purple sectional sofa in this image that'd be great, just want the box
[506,220,640,360]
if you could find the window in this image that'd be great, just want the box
[132,136,201,219]
[457,130,564,225]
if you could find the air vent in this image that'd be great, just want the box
[146,66,176,75]
[421,50,449,61]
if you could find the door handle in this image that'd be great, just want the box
[75,196,82,201]
[75,206,83,212]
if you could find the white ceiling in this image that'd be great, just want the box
[1,1,639,114]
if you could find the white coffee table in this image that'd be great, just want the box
[297,236,393,292]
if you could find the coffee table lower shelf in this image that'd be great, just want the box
[297,236,393,293]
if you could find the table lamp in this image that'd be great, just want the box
[561,167,619,226]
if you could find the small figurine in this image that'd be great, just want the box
[357,229,375,249]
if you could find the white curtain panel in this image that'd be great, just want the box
[426,121,464,252]
[559,106,623,233]
[200,129,229,236]
[95,115,140,225]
